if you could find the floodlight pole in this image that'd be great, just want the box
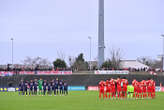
[11,38,14,66]
[161,34,164,71]
[88,36,92,71]
[98,0,105,68]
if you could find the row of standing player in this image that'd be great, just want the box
[19,78,68,96]
[99,77,155,99]
[132,78,155,99]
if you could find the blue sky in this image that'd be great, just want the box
[0,0,164,64]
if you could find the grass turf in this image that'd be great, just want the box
[0,91,164,110]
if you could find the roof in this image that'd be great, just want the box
[120,60,149,69]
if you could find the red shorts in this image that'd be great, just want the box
[123,86,127,92]
[112,87,115,92]
[143,89,146,93]
[137,88,141,93]
[148,87,152,92]
[106,87,111,92]
[152,87,155,92]
[117,87,122,92]
[100,88,104,93]
[134,86,137,92]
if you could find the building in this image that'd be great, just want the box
[120,60,149,70]
[88,60,149,70]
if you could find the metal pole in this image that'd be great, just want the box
[98,0,105,68]
[162,35,164,71]
[11,38,14,66]
[88,36,92,71]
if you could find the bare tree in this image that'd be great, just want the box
[137,57,162,69]
[57,50,66,60]
[137,57,152,66]
[23,56,51,67]
[151,60,162,69]
[68,56,75,68]
[108,48,122,69]
[38,58,52,66]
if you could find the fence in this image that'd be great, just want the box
[0,74,163,88]
[0,71,72,76]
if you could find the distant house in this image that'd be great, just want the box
[87,60,149,70]
[120,60,149,69]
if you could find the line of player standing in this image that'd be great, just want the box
[132,78,155,99]
[18,78,68,96]
[98,77,156,99]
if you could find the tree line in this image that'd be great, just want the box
[2,48,163,71]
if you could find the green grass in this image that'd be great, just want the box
[0,91,164,110]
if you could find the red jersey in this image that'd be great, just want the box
[122,79,128,91]
[132,80,137,87]
[133,80,138,91]
[137,82,142,93]
[116,79,122,91]
[141,80,146,86]
[141,80,146,92]
[99,81,105,89]
[151,80,155,92]
[110,79,115,91]
[116,79,121,88]
[106,80,109,87]
[146,80,151,87]
[106,80,111,92]
[151,80,155,87]
[123,79,128,87]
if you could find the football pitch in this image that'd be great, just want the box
[0,91,164,110]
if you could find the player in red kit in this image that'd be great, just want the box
[116,77,122,99]
[132,79,137,98]
[105,79,111,99]
[122,78,128,98]
[141,80,147,98]
[98,81,105,99]
[97,78,156,100]
[147,79,152,98]
[151,79,155,98]
[110,78,116,99]
[135,80,140,99]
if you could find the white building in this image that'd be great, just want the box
[120,60,149,69]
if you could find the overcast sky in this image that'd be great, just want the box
[0,0,164,64]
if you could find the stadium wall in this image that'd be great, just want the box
[0,74,163,87]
